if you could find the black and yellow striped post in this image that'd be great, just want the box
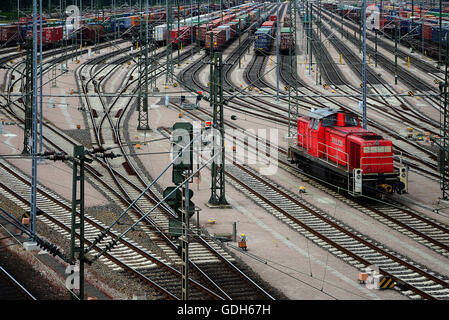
[379,276,396,290]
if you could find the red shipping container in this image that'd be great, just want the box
[199,23,214,42]
[26,27,46,45]
[44,26,63,44]
[0,25,19,42]
[171,26,191,44]
[262,21,275,28]
[205,29,225,50]
[423,23,436,40]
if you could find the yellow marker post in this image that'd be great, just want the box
[340,54,343,65]
[270,56,273,66]
[408,56,410,68]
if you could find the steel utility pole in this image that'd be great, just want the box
[39,0,43,158]
[166,0,174,84]
[439,0,442,66]
[29,0,39,244]
[276,0,280,101]
[208,51,229,207]
[177,0,181,66]
[395,22,398,85]
[137,0,150,131]
[70,145,86,300]
[362,0,367,129]
[438,36,449,200]
[23,38,33,156]
[307,3,313,76]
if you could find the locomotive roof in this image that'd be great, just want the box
[309,108,339,120]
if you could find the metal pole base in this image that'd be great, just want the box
[137,126,151,131]
[206,200,232,209]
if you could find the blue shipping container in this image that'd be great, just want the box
[255,27,272,51]
[431,26,449,44]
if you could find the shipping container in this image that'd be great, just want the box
[227,21,238,37]
[431,25,449,45]
[280,27,293,52]
[205,28,226,50]
[171,26,193,44]
[0,25,20,42]
[217,25,231,41]
[44,26,63,44]
[254,27,272,53]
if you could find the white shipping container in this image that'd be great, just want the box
[154,24,167,41]
[65,24,74,39]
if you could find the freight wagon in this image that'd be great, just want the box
[279,27,294,53]
[77,25,104,45]
[170,26,194,45]
[0,25,21,43]
[25,26,63,46]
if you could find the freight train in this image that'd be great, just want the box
[254,14,295,54]
[287,107,408,197]
[0,1,255,46]
[326,3,449,48]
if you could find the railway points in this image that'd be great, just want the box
[0,0,449,306]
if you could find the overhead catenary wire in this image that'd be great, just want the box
[87,148,221,263]
[84,132,206,256]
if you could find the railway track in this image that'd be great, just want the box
[224,162,449,300]
[165,91,449,298]
[175,5,439,183]
[0,39,280,299]
[0,266,36,300]
[74,41,278,300]
[315,6,442,111]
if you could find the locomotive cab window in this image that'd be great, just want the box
[363,146,392,153]
[345,114,358,126]
[311,119,320,130]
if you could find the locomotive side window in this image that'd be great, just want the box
[311,119,320,130]
[322,116,336,127]
[345,115,358,126]
[364,146,392,153]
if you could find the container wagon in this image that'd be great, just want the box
[254,27,272,54]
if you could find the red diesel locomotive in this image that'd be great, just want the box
[287,107,408,196]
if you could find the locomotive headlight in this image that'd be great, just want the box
[401,173,406,178]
